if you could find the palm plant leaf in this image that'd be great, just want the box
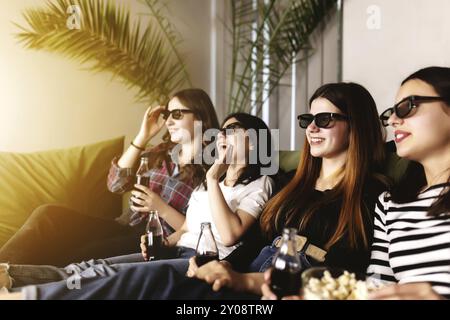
[15,0,191,104]
[228,0,338,114]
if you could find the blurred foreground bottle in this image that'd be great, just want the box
[270,228,302,299]
[145,210,164,261]
[195,222,219,266]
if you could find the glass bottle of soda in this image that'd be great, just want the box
[145,210,164,261]
[270,228,302,299]
[130,157,150,213]
[136,156,150,189]
[195,222,219,267]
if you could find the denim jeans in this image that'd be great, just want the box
[23,262,258,300]
[248,236,313,273]
[22,250,195,300]
[9,247,195,288]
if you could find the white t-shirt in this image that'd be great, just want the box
[177,175,274,259]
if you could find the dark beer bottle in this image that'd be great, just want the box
[145,210,164,261]
[270,228,302,299]
[195,222,219,267]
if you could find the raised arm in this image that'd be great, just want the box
[206,176,257,246]
[107,106,166,193]
[118,106,165,168]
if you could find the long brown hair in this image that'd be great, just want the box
[390,67,450,216]
[149,88,220,188]
[260,83,386,250]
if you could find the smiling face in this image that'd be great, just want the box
[165,97,196,144]
[389,79,450,162]
[306,98,350,160]
[216,117,249,165]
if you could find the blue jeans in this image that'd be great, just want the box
[9,247,195,288]
[249,236,313,272]
[23,263,259,300]
[21,242,312,300]
[22,254,195,300]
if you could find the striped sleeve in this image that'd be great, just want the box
[367,192,397,283]
[367,185,450,299]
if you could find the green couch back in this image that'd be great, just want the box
[0,137,124,248]
[0,144,407,249]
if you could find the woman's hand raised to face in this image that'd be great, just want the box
[135,106,166,145]
[206,145,233,182]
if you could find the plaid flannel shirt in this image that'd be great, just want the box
[107,149,194,236]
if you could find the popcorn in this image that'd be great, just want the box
[303,270,374,300]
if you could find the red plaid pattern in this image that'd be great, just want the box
[107,148,195,235]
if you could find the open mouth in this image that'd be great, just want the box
[394,131,411,144]
[309,137,325,145]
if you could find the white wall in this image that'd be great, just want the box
[0,0,212,152]
[211,2,341,151]
[4,0,448,152]
[277,8,340,150]
[343,0,450,117]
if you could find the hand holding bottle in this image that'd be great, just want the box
[266,228,303,299]
[139,211,165,261]
[130,184,166,213]
[261,268,302,300]
[194,222,219,267]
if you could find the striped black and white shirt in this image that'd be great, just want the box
[367,183,450,299]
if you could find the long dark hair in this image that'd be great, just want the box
[260,83,386,250]
[150,88,220,188]
[219,112,274,186]
[391,67,450,216]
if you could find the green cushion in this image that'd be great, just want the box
[0,137,124,248]
[279,151,301,172]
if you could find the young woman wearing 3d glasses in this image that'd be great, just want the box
[1,82,391,300]
[366,67,450,300]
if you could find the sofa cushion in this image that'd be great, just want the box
[0,137,124,248]
[279,151,301,172]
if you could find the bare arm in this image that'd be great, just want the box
[158,201,186,231]
[238,272,266,295]
[117,106,165,169]
[206,177,256,246]
[166,221,188,247]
